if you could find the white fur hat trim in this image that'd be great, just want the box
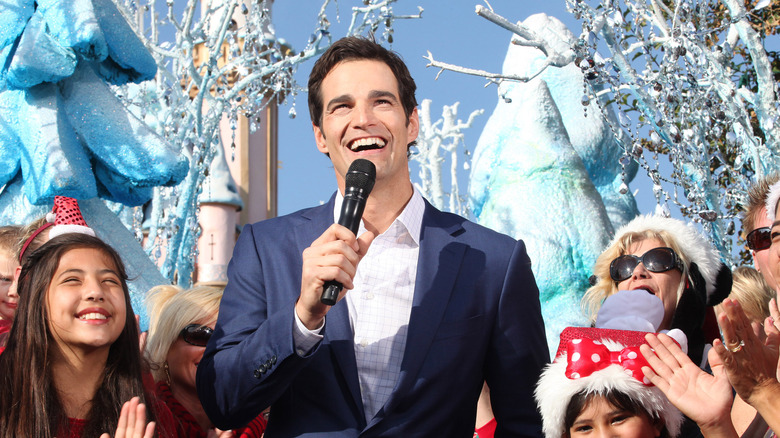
[535,339,684,438]
[610,215,720,300]
[48,224,96,239]
[766,180,780,223]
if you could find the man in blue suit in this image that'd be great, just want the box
[197,36,549,437]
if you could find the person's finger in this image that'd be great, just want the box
[717,307,740,350]
[114,399,132,437]
[641,364,671,393]
[771,296,780,325]
[641,336,675,380]
[131,403,147,438]
[712,338,735,371]
[356,231,376,259]
[724,299,754,341]
[765,316,780,347]
[142,422,155,438]
[310,224,359,250]
[656,332,692,366]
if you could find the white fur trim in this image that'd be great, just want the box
[46,212,56,223]
[47,224,96,239]
[611,215,720,300]
[766,181,780,222]
[535,339,684,438]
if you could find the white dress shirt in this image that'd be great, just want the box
[293,187,424,422]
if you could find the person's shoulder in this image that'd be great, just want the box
[243,201,333,233]
[423,203,517,249]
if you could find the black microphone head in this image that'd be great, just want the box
[345,159,376,193]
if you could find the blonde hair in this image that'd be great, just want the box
[742,174,780,234]
[14,216,49,263]
[715,266,774,323]
[144,284,223,382]
[0,226,23,254]
[582,229,691,324]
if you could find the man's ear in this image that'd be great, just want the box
[313,122,328,154]
[407,107,419,143]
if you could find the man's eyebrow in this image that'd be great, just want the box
[369,90,398,101]
[325,94,352,110]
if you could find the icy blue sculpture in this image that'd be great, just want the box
[470,14,639,351]
[0,0,188,329]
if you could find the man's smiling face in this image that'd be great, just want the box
[313,59,419,192]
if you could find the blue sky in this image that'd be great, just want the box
[272,0,576,215]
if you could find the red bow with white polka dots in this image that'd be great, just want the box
[564,338,652,386]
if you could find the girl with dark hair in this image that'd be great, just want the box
[0,233,158,438]
[536,327,684,438]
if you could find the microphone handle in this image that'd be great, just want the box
[319,190,369,306]
[320,281,342,306]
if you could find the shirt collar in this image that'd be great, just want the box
[333,185,424,245]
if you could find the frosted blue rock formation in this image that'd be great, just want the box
[470,14,639,352]
[0,0,187,206]
[0,0,188,328]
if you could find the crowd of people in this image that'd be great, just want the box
[3,35,780,438]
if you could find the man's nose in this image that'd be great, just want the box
[351,102,377,127]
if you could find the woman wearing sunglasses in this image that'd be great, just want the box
[145,284,266,437]
[582,215,731,367]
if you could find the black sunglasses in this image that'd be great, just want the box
[746,227,771,251]
[609,247,683,283]
[179,324,213,347]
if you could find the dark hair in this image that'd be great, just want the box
[307,36,418,130]
[0,233,155,438]
[563,390,668,438]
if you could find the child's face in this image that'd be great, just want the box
[569,396,661,438]
[0,250,19,320]
[46,248,127,355]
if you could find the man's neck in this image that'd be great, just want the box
[360,181,414,236]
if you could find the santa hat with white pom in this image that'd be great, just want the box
[19,196,95,261]
[535,327,683,438]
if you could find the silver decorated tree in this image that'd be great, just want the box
[427,1,780,263]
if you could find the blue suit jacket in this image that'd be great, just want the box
[197,196,549,437]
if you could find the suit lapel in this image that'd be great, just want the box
[368,202,466,428]
[298,194,365,422]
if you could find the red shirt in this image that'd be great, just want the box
[155,381,266,438]
[474,418,496,438]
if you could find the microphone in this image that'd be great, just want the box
[320,159,376,306]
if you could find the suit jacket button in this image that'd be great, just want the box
[253,369,262,379]
[271,355,277,364]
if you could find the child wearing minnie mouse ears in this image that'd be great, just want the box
[535,327,684,438]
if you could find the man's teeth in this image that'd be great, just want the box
[350,138,386,151]
[79,313,107,320]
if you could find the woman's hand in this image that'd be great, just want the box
[640,333,736,437]
[100,396,155,438]
[713,299,779,403]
